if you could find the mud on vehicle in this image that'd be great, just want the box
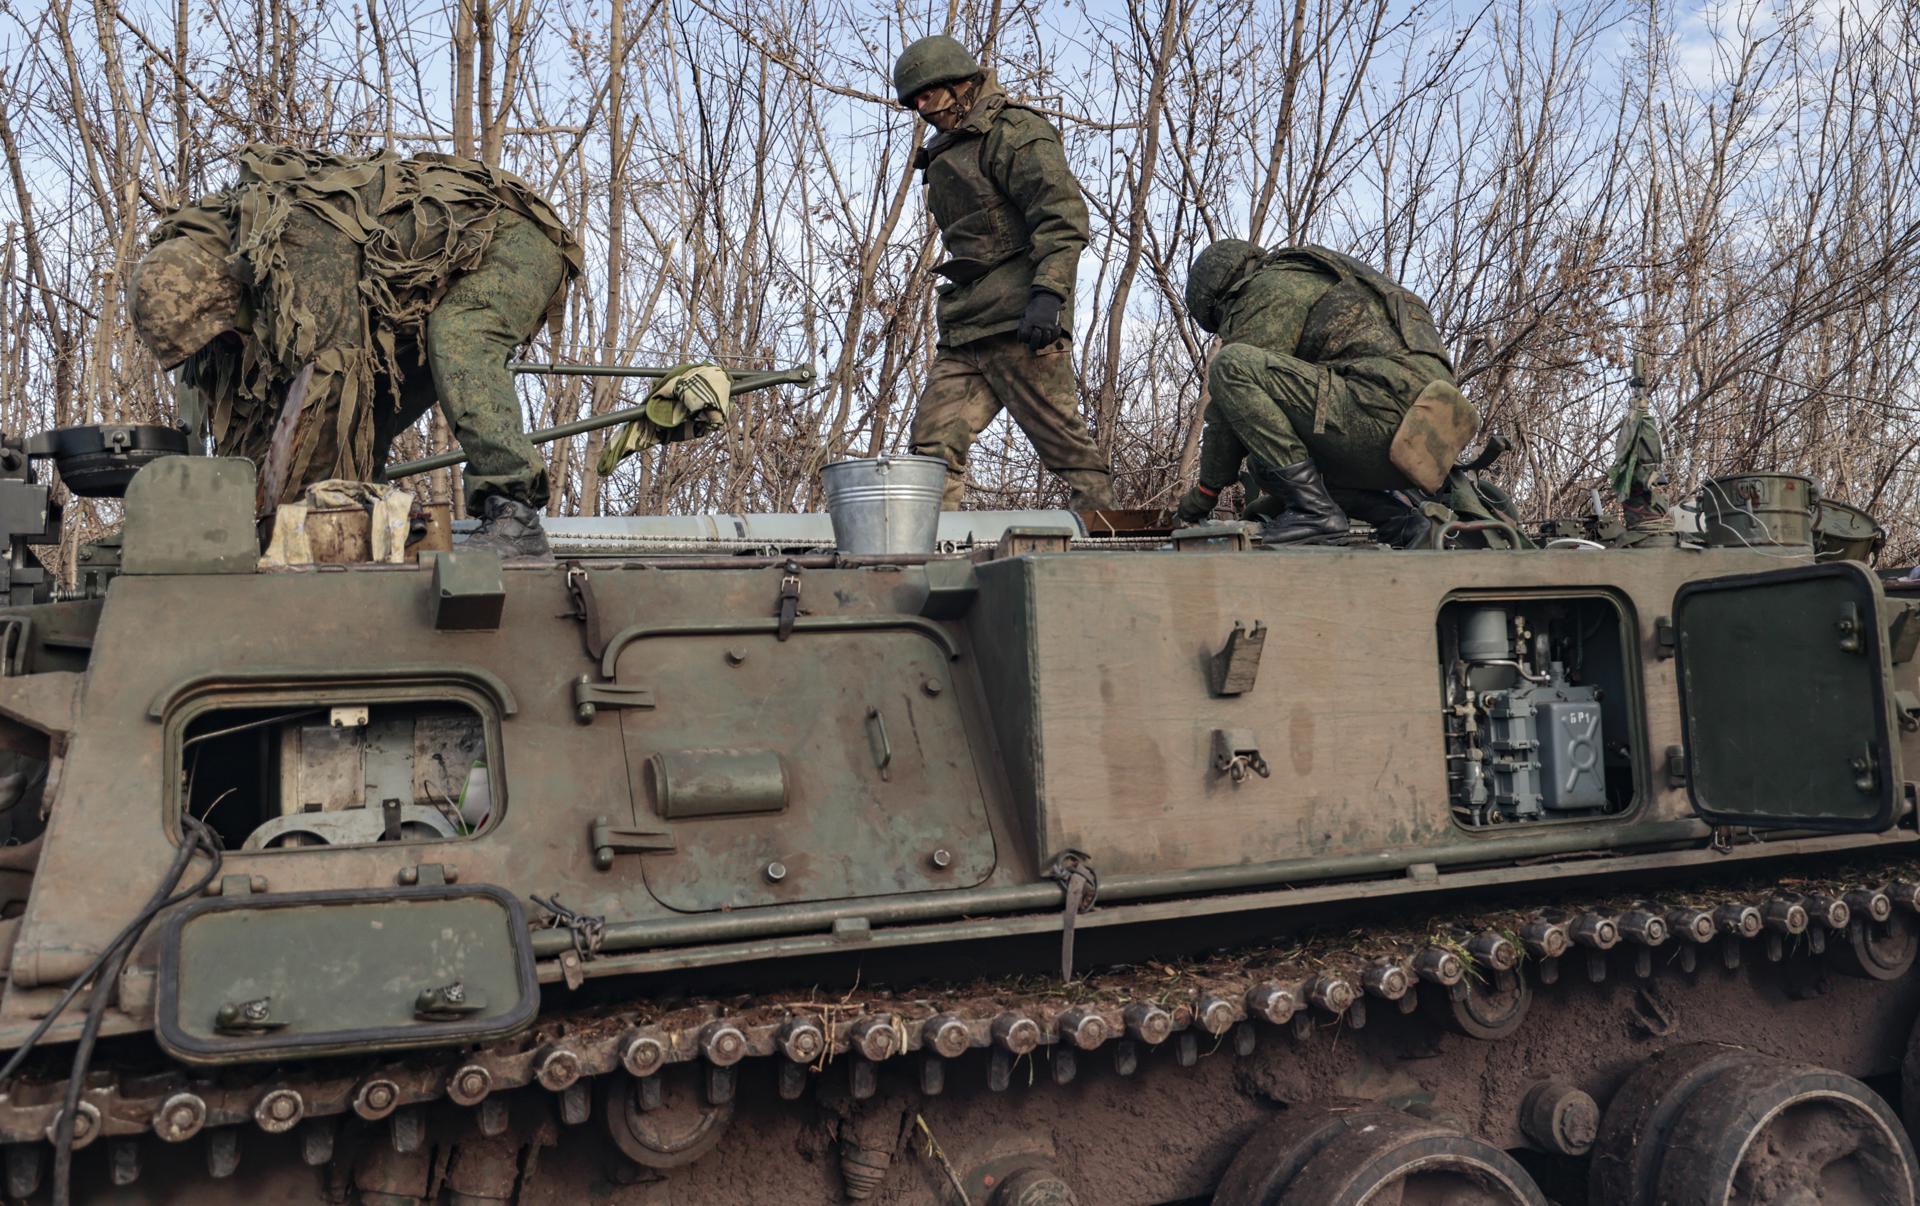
[0,425,1915,1204]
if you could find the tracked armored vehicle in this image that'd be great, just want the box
[0,421,1916,1205]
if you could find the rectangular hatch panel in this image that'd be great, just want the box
[157,885,537,1065]
[619,626,995,911]
[1673,561,1899,831]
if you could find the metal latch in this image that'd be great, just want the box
[590,815,675,869]
[776,562,804,641]
[215,996,287,1035]
[1211,729,1271,783]
[1665,744,1688,788]
[1838,602,1864,655]
[1653,617,1676,660]
[415,981,487,1021]
[1889,605,1920,666]
[572,676,655,724]
[1897,690,1920,734]
[1209,621,1267,696]
[1853,743,1880,793]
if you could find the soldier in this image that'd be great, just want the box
[127,144,583,558]
[1173,240,1460,547]
[893,36,1115,511]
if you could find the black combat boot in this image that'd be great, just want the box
[464,495,553,560]
[1248,459,1350,545]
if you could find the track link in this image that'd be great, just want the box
[3,873,1916,1192]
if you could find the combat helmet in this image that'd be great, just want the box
[1184,238,1263,333]
[893,35,983,107]
[128,238,244,368]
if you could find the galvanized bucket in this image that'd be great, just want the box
[1696,473,1815,549]
[821,454,948,555]
[1814,498,1887,564]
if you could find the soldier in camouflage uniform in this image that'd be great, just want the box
[128,144,583,558]
[1174,240,1455,546]
[893,36,1114,511]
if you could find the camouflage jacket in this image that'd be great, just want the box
[155,144,582,488]
[915,81,1089,348]
[1199,247,1453,487]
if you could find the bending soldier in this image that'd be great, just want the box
[1175,240,1465,547]
[128,144,583,558]
[893,36,1115,511]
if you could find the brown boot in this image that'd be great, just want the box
[1060,469,1115,511]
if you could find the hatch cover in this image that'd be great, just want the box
[156,884,537,1065]
[617,626,995,910]
[1673,561,1899,832]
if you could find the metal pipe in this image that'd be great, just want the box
[531,818,1715,958]
[381,364,814,480]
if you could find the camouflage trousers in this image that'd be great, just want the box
[1208,342,1411,491]
[372,211,563,510]
[909,333,1114,510]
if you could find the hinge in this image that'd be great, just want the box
[1837,602,1864,655]
[215,874,267,897]
[1654,617,1676,660]
[572,676,656,724]
[590,815,675,869]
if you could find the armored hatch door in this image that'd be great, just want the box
[612,618,995,910]
[1672,561,1902,831]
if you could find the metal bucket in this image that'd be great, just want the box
[820,454,948,555]
[1814,498,1886,564]
[1696,473,1815,549]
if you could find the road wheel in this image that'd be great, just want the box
[1589,1043,1758,1206]
[1424,968,1531,1041]
[1213,1104,1389,1206]
[1831,912,1919,981]
[1655,1059,1916,1206]
[602,1068,735,1170]
[1273,1111,1545,1205]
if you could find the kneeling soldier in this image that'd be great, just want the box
[1175,240,1468,547]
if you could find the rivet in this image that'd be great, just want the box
[353,1079,401,1121]
[622,1032,668,1077]
[699,1024,748,1068]
[922,678,943,696]
[726,648,747,666]
[153,1093,207,1142]
[448,1064,492,1105]
[926,1014,972,1059]
[537,1048,583,1090]
[765,861,788,883]
[779,1018,826,1063]
[253,1089,303,1134]
[930,848,953,870]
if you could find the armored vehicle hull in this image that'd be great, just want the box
[1,455,1918,1204]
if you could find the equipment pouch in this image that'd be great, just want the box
[1390,380,1479,492]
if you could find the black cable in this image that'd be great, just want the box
[5,816,223,1205]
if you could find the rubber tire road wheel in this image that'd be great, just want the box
[601,1069,735,1170]
[1831,912,1920,981]
[1589,1044,1759,1206]
[1423,968,1532,1041]
[1213,1105,1404,1206]
[1273,1111,1545,1205]
[1654,1059,1918,1206]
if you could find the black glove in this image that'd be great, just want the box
[1174,485,1218,526]
[1018,288,1066,352]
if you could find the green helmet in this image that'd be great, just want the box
[1184,238,1263,333]
[893,35,982,107]
[129,237,243,368]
